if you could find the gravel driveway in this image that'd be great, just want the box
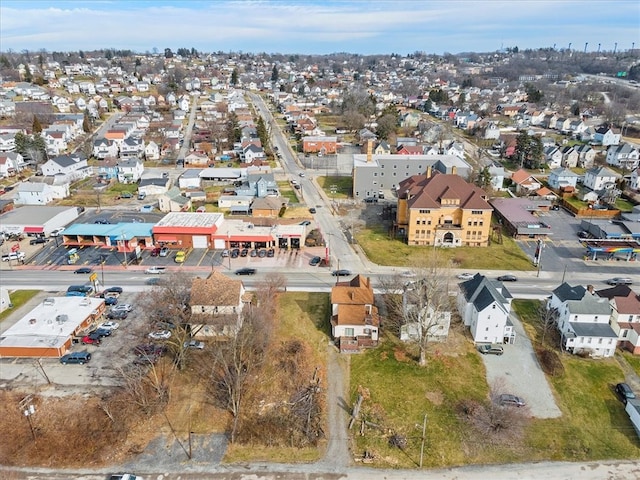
[481,312,561,418]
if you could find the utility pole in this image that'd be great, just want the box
[419,413,427,468]
[19,395,37,441]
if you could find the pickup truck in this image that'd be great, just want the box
[109,474,143,480]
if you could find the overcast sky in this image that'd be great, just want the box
[1,0,639,55]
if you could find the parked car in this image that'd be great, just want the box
[94,219,110,224]
[184,340,205,350]
[111,304,132,313]
[498,394,526,407]
[2,251,25,262]
[231,248,240,258]
[81,335,101,346]
[221,249,230,257]
[148,330,172,340]
[104,286,123,294]
[258,249,267,258]
[235,267,257,275]
[133,344,166,357]
[606,277,633,286]
[91,327,112,338]
[497,275,517,282]
[309,256,322,266]
[477,344,504,355]
[615,382,636,404]
[60,351,91,365]
[299,172,305,177]
[250,249,258,257]
[107,310,128,320]
[50,228,65,237]
[309,207,317,214]
[98,321,120,331]
[74,267,92,274]
[104,296,118,306]
[240,248,249,257]
[332,269,352,277]
[299,220,311,226]
[120,192,133,199]
[267,249,275,257]
[150,247,161,257]
[456,272,475,281]
[174,251,186,263]
[145,266,166,274]
[159,247,170,257]
[577,231,589,239]
[30,237,48,245]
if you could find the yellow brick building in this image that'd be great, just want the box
[395,170,493,247]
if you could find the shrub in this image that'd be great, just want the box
[536,347,565,376]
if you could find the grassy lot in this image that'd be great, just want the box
[622,351,640,377]
[224,292,330,462]
[316,176,353,199]
[0,290,39,322]
[513,299,640,461]
[615,197,635,212]
[355,224,533,270]
[349,303,640,468]
[277,181,300,204]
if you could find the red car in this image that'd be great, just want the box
[150,247,161,257]
[81,335,100,346]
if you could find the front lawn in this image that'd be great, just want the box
[355,224,533,270]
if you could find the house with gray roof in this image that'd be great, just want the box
[548,167,579,190]
[457,273,515,345]
[548,283,616,357]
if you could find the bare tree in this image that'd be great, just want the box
[539,301,556,346]
[117,358,174,415]
[403,250,451,365]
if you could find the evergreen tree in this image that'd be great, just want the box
[32,115,42,134]
[271,65,279,82]
[256,117,268,146]
[231,68,239,85]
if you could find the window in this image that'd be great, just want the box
[472,210,483,215]
[345,328,355,337]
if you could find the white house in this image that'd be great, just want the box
[400,282,451,343]
[583,166,619,192]
[144,140,160,161]
[631,168,640,191]
[93,138,118,159]
[548,167,579,190]
[593,126,621,146]
[119,137,145,159]
[457,273,516,345]
[0,152,23,178]
[41,154,90,181]
[548,283,617,358]
[14,181,68,205]
[0,133,16,152]
[117,159,144,184]
[606,144,639,171]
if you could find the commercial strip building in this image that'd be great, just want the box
[61,222,155,253]
[0,296,105,358]
[0,206,79,236]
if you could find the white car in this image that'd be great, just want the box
[145,266,166,274]
[2,251,25,262]
[456,272,475,281]
[49,227,65,237]
[98,321,120,331]
[183,340,205,350]
[149,330,172,340]
[111,304,132,313]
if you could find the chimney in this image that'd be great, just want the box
[366,139,373,163]
[426,165,432,178]
[586,285,594,294]
[452,165,457,176]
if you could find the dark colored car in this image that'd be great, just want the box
[497,275,517,282]
[120,192,133,199]
[150,247,161,257]
[81,335,100,345]
[94,219,110,224]
[332,269,352,277]
[105,286,123,294]
[309,207,317,214]
[91,328,112,338]
[250,249,258,257]
[267,249,275,257]
[615,382,636,404]
[240,248,249,257]
[577,231,589,239]
[235,267,257,276]
[60,351,91,365]
[107,310,128,320]
[231,248,240,258]
[299,220,311,226]
[550,204,560,211]
[104,296,118,306]
[30,237,48,245]
[74,267,93,274]
[309,256,322,266]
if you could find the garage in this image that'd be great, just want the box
[192,235,208,249]
[213,238,226,249]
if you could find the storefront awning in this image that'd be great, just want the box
[23,226,44,234]
[155,236,178,243]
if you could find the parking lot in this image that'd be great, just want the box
[0,289,170,391]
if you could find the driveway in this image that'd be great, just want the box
[481,312,561,418]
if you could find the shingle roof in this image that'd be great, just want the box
[190,271,243,307]
[552,282,586,302]
[398,172,491,211]
[569,322,617,338]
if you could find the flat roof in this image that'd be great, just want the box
[0,206,77,226]
[0,296,103,350]
[63,222,154,239]
[154,212,224,228]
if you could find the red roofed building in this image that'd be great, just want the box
[597,285,640,355]
[395,169,492,247]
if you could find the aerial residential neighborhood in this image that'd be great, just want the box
[0,4,640,478]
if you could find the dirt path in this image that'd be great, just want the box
[319,344,352,469]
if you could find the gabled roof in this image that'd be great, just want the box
[459,273,511,313]
[190,271,244,307]
[596,285,640,315]
[511,169,538,185]
[331,275,374,305]
[552,282,586,302]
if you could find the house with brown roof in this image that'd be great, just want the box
[511,169,542,194]
[395,170,492,247]
[251,196,288,217]
[597,285,640,355]
[330,275,380,352]
[189,271,251,337]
